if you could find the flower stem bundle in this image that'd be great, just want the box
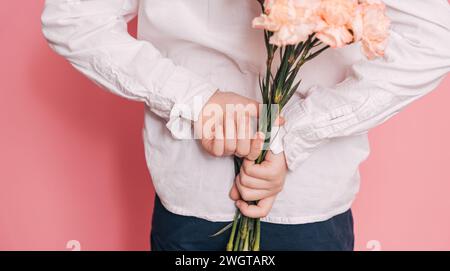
[224,0,390,251]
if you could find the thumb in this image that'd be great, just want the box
[275,116,285,126]
[229,176,241,201]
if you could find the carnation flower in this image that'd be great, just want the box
[314,0,359,48]
[253,0,390,57]
[355,0,391,59]
[252,0,322,46]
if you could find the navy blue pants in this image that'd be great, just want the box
[151,196,354,251]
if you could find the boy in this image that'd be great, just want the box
[42,0,450,250]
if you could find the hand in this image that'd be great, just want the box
[196,90,261,158]
[229,151,288,218]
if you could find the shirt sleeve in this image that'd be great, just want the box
[41,0,218,139]
[280,0,450,170]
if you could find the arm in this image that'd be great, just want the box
[282,0,450,170]
[41,0,218,138]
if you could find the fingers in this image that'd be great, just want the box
[235,175,274,201]
[243,99,259,118]
[235,112,251,157]
[241,158,275,180]
[198,91,263,158]
[239,170,271,190]
[236,196,276,218]
[246,132,265,161]
[224,109,259,158]
[229,181,241,201]
[212,124,225,156]
[224,109,237,155]
[223,107,254,157]
[198,90,287,159]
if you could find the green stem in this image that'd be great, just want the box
[233,218,242,251]
[239,217,248,251]
[248,219,255,250]
[253,219,261,251]
[243,229,250,251]
[226,32,330,252]
[226,211,240,251]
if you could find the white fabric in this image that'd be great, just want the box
[42,0,450,224]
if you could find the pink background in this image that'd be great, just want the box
[1,1,449,251]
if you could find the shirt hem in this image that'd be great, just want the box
[158,199,354,225]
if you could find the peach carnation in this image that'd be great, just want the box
[314,0,360,48]
[252,0,322,46]
[354,0,391,59]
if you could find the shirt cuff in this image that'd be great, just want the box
[280,97,329,171]
[165,82,218,139]
[269,125,285,154]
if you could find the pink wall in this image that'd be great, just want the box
[0,1,449,251]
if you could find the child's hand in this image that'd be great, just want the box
[229,151,288,218]
[196,91,262,158]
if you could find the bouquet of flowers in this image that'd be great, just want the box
[223,0,390,251]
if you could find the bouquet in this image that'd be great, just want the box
[220,0,390,251]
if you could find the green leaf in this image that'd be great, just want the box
[281,81,302,108]
[210,222,233,237]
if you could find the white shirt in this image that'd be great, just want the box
[41,0,450,224]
